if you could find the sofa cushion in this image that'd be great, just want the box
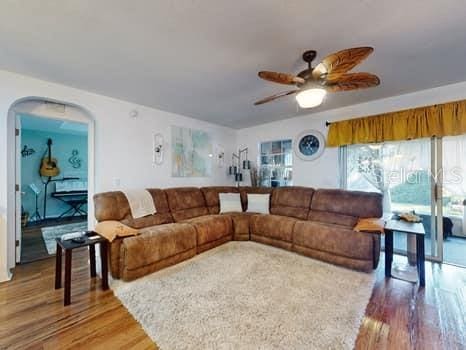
[270,186,314,220]
[165,187,209,221]
[250,214,297,242]
[239,187,273,211]
[201,186,239,214]
[307,211,358,228]
[292,245,375,272]
[93,189,173,229]
[293,221,374,260]
[246,194,270,214]
[310,189,383,218]
[183,214,233,245]
[122,223,196,270]
[219,193,243,213]
[226,212,256,240]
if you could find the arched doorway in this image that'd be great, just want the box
[6,97,95,268]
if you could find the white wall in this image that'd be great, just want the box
[3,69,466,282]
[0,70,236,281]
[237,81,466,189]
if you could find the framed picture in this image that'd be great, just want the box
[171,126,213,177]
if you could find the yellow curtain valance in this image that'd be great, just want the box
[327,99,466,147]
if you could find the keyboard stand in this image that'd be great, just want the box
[52,191,88,218]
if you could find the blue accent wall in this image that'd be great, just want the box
[21,129,88,220]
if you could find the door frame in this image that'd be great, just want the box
[430,137,444,263]
[14,115,22,262]
[6,97,95,270]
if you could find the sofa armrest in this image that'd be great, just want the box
[109,236,126,279]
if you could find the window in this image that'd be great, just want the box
[340,136,466,267]
[342,140,432,213]
[259,139,292,187]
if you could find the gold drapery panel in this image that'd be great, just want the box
[327,99,466,147]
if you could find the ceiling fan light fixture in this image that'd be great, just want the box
[295,88,326,108]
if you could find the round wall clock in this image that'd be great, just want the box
[294,130,325,161]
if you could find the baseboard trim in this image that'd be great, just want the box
[0,267,13,282]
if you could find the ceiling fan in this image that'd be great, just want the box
[254,47,380,108]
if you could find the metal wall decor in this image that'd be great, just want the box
[21,145,35,157]
[68,149,82,168]
[229,147,251,186]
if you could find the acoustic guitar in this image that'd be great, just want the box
[40,138,60,177]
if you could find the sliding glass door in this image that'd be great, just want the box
[440,135,466,266]
[343,138,443,262]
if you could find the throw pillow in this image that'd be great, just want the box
[246,193,270,214]
[94,220,139,242]
[353,217,385,233]
[219,193,243,213]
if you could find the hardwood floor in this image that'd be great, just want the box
[0,248,157,350]
[1,250,465,349]
[356,255,466,349]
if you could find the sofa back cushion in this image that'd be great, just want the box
[201,186,239,214]
[310,189,383,220]
[307,211,359,228]
[239,187,273,212]
[165,187,209,221]
[270,186,314,220]
[93,189,173,229]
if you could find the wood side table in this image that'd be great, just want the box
[384,219,425,287]
[55,232,109,306]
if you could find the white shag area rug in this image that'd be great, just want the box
[112,241,375,350]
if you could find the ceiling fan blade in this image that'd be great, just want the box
[312,47,374,80]
[254,90,299,105]
[326,72,380,92]
[258,71,305,85]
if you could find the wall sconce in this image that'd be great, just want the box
[215,145,225,168]
[153,133,164,165]
[129,109,139,119]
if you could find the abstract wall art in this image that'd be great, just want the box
[171,126,212,177]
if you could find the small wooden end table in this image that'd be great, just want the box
[55,232,109,306]
[384,219,425,287]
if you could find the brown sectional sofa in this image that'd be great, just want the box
[165,187,233,253]
[94,186,383,281]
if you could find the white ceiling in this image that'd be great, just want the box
[1,1,466,129]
